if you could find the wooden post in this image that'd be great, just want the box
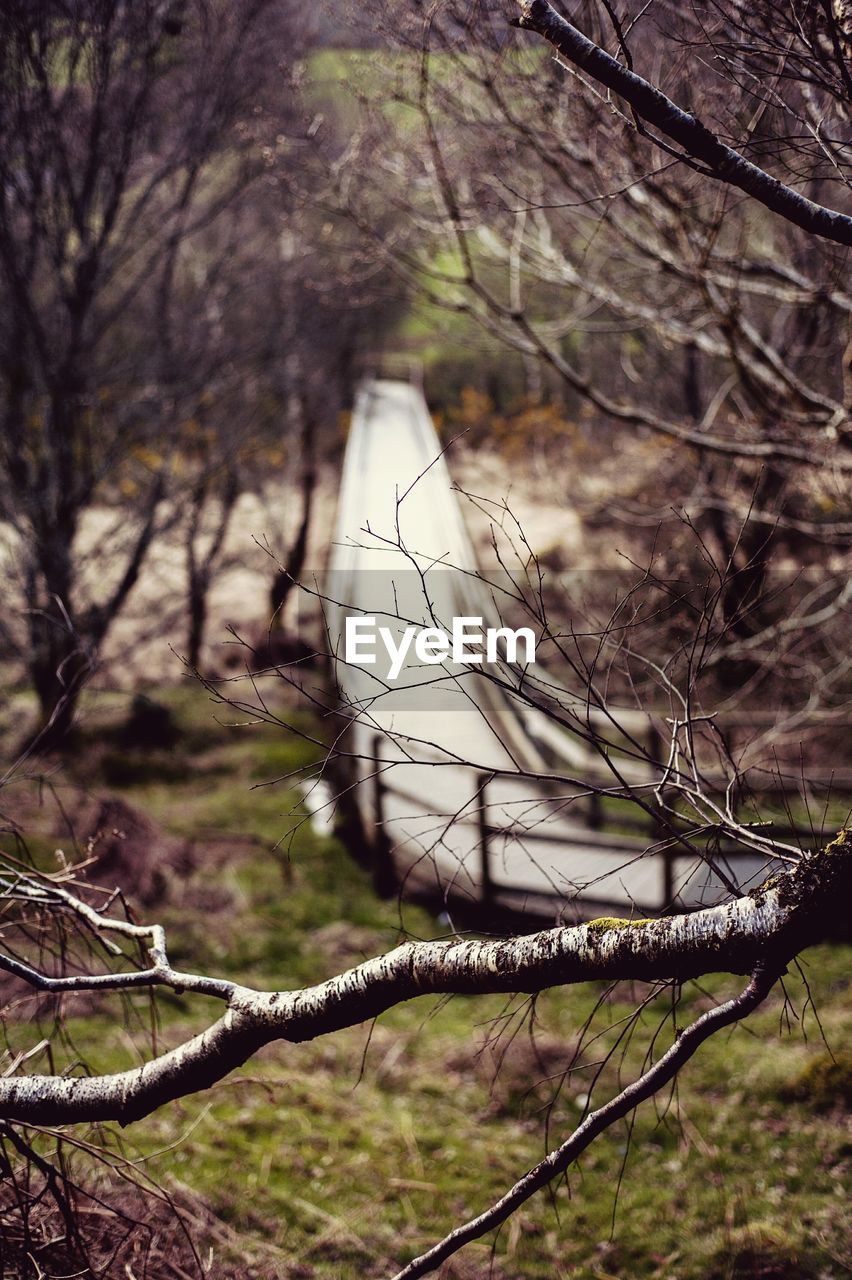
[371,735,396,899]
[662,848,675,913]
[646,721,674,911]
[477,774,493,906]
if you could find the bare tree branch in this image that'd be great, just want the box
[0,835,848,1127]
[394,958,781,1279]
[512,0,852,246]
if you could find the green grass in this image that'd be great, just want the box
[1,682,850,1279]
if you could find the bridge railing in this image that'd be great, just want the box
[368,731,851,920]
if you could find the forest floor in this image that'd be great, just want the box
[0,681,849,1280]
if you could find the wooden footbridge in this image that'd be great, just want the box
[325,379,792,923]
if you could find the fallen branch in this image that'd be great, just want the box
[0,834,848,1127]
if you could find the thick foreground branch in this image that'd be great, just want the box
[0,836,849,1127]
[512,0,852,247]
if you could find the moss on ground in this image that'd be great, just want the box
[782,1048,852,1112]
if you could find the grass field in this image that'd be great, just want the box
[0,682,850,1279]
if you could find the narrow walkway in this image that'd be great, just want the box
[327,380,775,921]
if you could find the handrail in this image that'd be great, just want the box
[371,736,830,915]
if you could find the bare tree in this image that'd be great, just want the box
[172,135,406,669]
[512,0,852,246]
[337,0,851,674]
[0,0,277,746]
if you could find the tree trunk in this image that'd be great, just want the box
[27,622,93,752]
[186,579,208,672]
[270,405,316,625]
[23,469,90,752]
[184,467,238,672]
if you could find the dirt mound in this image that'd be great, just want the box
[81,796,194,907]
